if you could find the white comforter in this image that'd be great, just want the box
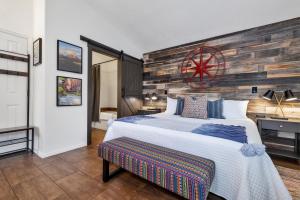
[104,113,291,200]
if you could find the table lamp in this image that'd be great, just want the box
[144,93,150,101]
[262,89,298,120]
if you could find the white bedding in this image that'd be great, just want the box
[104,113,291,200]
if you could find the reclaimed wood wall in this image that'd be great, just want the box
[143,17,300,118]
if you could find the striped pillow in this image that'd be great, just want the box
[181,96,208,119]
[175,97,185,115]
[207,99,224,119]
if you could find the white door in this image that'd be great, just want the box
[0,30,28,154]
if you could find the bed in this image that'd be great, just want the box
[104,112,291,200]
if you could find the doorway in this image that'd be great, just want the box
[89,49,119,145]
[91,51,118,130]
[83,36,143,145]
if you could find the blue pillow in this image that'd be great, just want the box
[207,99,224,119]
[175,97,185,115]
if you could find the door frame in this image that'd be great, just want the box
[81,35,142,145]
[85,39,122,145]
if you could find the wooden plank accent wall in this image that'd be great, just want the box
[143,17,300,119]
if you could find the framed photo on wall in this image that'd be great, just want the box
[33,38,42,66]
[57,76,82,106]
[57,40,82,74]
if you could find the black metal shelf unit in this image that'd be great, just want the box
[0,50,34,158]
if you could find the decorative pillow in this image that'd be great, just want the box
[223,100,249,119]
[181,96,208,119]
[207,99,224,119]
[175,97,185,115]
[165,97,178,115]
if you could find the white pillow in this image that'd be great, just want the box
[164,97,178,115]
[223,100,249,119]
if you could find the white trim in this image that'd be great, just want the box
[0,27,29,39]
[36,143,87,158]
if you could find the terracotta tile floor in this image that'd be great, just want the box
[0,129,298,200]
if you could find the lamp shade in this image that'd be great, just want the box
[263,90,274,101]
[144,93,150,101]
[284,90,297,101]
[151,93,158,101]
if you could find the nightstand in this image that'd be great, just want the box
[137,108,161,115]
[257,118,300,162]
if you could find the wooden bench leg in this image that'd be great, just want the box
[103,159,110,182]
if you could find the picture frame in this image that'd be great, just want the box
[33,38,42,66]
[57,76,82,106]
[57,40,82,74]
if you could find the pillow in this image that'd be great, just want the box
[181,96,208,119]
[207,99,224,119]
[164,97,178,115]
[175,97,185,115]
[223,100,249,119]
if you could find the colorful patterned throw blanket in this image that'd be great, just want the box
[192,123,247,143]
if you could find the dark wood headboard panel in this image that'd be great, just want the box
[143,17,300,118]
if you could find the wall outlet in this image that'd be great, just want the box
[252,87,258,94]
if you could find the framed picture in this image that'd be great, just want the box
[57,40,82,74]
[57,76,82,106]
[33,38,42,66]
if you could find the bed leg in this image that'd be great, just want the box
[103,159,110,182]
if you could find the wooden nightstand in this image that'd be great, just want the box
[137,109,161,115]
[257,118,300,162]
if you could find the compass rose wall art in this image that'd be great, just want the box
[180,46,226,89]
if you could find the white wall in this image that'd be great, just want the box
[100,61,118,108]
[32,0,46,154]
[0,0,142,157]
[39,0,143,157]
[0,0,33,37]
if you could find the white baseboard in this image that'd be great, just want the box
[36,143,87,158]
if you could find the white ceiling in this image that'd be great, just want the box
[86,0,300,55]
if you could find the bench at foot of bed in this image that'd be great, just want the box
[98,137,215,200]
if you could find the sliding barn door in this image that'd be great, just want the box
[122,55,143,97]
[0,30,28,153]
[119,55,143,117]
